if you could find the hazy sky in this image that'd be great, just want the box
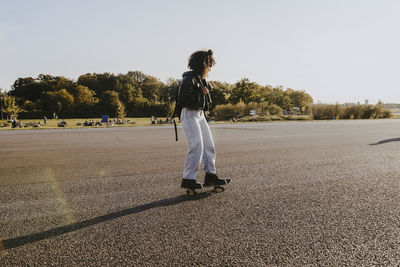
[1,0,399,104]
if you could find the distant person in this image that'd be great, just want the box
[151,116,155,125]
[177,49,231,191]
[43,116,47,125]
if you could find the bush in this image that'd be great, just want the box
[285,115,312,120]
[236,115,282,122]
[312,104,392,120]
[267,104,283,116]
[341,105,358,119]
[233,102,246,117]
[341,105,374,119]
[214,102,247,120]
[244,102,260,116]
[372,103,392,119]
[382,110,392,118]
[214,104,236,120]
[312,104,341,120]
[361,105,374,119]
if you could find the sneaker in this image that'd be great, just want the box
[181,178,203,190]
[204,173,231,186]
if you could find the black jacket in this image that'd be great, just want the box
[172,71,211,141]
[177,71,208,110]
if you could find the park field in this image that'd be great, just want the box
[0,117,169,129]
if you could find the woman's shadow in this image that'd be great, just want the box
[3,192,212,250]
[370,137,400,145]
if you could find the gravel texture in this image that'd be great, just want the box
[1,120,400,266]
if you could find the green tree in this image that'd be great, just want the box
[10,77,42,105]
[266,87,292,110]
[127,71,147,86]
[37,74,75,93]
[74,85,97,106]
[102,91,126,118]
[1,93,22,119]
[7,70,318,119]
[267,104,283,115]
[41,89,75,115]
[115,74,137,104]
[10,75,76,107]
[119,83,135,105]
[0,89,5,120]
[77,73,117,96]
[159,78,180,104]
[141,75,162,101]
[209,81,229,110]
[373,101,386,119]
[255,85,272,101]
[287,89,313,113]
[229,78,260,104]
[22,100,37,112]
[77,73,102,94]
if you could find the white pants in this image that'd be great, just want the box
[181,108,216,179]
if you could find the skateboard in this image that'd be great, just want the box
[185,180,231,195]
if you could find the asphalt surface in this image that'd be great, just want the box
[1,120,400,266]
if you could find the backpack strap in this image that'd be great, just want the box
[172,82,183,142]
[173,118,178,141]
[194,74,212,121]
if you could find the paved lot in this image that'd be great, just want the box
[1,120,400,266]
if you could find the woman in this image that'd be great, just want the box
[177,49,231,190]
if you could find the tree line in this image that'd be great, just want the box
[312,102,391,120]
[0,71,314,119]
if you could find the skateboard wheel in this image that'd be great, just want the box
[186,189,197,195]
[214,186,225,192]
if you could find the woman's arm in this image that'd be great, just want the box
[178,76,201,108]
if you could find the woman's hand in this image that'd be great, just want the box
[202,87,209,95]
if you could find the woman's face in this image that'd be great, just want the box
[203,65,211,78]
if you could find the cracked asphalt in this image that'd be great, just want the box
[1,120,400,266]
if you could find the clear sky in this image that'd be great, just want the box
[1,0,399,104]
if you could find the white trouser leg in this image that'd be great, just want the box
[199,114,216,174]
[181,108,216,179]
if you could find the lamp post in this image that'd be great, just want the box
[0,93,3,121]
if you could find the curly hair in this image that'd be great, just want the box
[188,49,216,77]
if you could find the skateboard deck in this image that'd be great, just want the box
[184,180,231,195]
